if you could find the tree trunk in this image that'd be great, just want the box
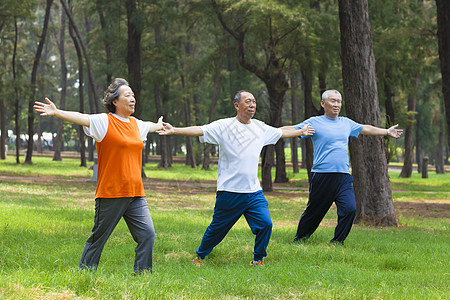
[184,116,196,168]
[125,0,147,177]
[301,63,317,180]
[154,26,171,169]
[339,0,396,226]
[384,68,395,163]
[36,37,51,154]
[95,0,113,85]
[25,0,53,164]
[260,80,289,191]
[436,0,450,149]
[422,157,429,178]
[126,0,142,119]
[399,78,417,178]
[12,18,20,164]
[0,94,5,159]
[435,127,445,174]
[261,146,274,191]
[416,129,423,174]
[53,7,67,162]
[155,82,171,169]
[180,39,196,168]
[0,22,5,159]
[69,0,86,167]
[290,72,301,173]
[202,55,223,170]
[181,74,195,168]
[60,0,99,109]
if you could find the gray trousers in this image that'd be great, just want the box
[78,197,155,272]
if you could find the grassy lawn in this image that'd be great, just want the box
[0,156,449,299]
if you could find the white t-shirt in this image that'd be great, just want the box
[83,113,151,142]
[199,117,282,193]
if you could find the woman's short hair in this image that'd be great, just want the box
[102,78,129,113]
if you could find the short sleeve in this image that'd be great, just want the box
[293,119,313,140]
[263,124,282,146]
[199,120,225,145]
[346,118,364,138]
[133,118,151,142]
[83,114,108,142]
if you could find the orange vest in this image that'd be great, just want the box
[95,114,145,199]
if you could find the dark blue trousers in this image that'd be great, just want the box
[295,173,356,243]
[196,190,273,261]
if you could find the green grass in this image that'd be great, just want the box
[0,155,449,299]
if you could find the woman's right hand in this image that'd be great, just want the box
[34,97,58,116]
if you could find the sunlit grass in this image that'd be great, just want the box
[0,155,91,178]
[0,154,448,299]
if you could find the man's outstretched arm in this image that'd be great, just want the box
[157,122,203,137]
[280,124,315,138]
[360,124,403,138]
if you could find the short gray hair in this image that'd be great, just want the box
[321,89,342,101]
[102,78,129,113]
[233,90,249,104]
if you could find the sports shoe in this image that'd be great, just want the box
[292,236,308,245]
[192,257,204,266]
[249,259,265,266]
[329,239,344,246]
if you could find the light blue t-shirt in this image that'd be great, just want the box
[294,115,363,173]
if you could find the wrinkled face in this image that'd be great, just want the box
[113,85,135,117]
[235,91,256,121]
[321,91,341,119]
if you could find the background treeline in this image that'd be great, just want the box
[0,0,448,178]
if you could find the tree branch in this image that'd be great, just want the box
[60,0,99,103]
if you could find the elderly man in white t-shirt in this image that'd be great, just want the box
[158,90,314,266]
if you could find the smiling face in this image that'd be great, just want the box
[235,91,256,123]
[321,90,342,119]
[113,85,135,118]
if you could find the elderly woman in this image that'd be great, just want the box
[34,78,162,274]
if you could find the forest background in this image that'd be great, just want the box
[0,0,449,226]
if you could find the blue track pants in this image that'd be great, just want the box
[196,190,272,261]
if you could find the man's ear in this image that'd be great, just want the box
[320,100,325,108]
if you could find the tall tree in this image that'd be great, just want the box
[126,0,143,119]
[0,82,5,159]
[152,24,171,169]
[12,17,21,164]
[60,0,100,110]
[339,0,396,225]
[211,0,307,191]
[0,10,5,159]
[24,0,53,164]
[53,7,67,162]
[69,0,86,167]
[436,0,450,148]
[289,70,301,173]
[125,0,147,177]
[202,52,223,170]
[399,77,418,178]
[95,0,114,86]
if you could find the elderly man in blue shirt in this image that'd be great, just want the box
[290,89,403,245]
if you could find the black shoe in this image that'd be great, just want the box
[293,236,308,245]
[329,239,344,246]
